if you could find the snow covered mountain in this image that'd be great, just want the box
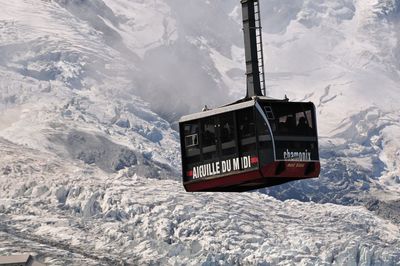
[0,0,399,264]
[258,0,400,207]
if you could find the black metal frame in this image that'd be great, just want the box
[241,0,264,97]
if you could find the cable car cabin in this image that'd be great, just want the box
[179,97,320,192]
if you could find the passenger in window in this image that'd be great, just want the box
[203,129,215,146]
[297,117,311,135]
[221,124,230,143]
[286,116,296,131]
[279,116,294,135]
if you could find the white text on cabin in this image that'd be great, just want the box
[192,156,254,179]
[283,149,311,161]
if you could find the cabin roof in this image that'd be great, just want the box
[179,96,286,123]
[179,100,255,123]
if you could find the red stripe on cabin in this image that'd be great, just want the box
[250,156,259,164]
[184,161,321,192]
[186,170,193,177]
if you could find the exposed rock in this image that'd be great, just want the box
[115,118,130,128]
[365,199,400,224]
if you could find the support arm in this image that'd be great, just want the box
[241,0,264,97]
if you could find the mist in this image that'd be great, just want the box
[128,0,246,122]
[51,0,248,124]
[3,0,400,125]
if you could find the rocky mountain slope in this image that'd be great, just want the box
[257,0,400,206]
[0,0,399,264]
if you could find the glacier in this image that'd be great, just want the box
[0,0,399,265]
[0,138,399,265]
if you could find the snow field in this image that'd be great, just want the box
[0,139,399,265]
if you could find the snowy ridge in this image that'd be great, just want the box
[0,70,181,178]
[0,0,181,176]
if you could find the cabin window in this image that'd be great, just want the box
[264,106,275,119]
[256,111,272,149]
[237,108,256,155]
[295,110,313,135]
[183,122,200,164]
[201,117,218,160]
[262,102,319,161]
[185,134,198,147]
[266,104,315,137]
[252,105,274,165]
[219,112,236,157]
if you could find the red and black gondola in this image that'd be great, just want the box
[179,0,320,192]
[179,97,320,192]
